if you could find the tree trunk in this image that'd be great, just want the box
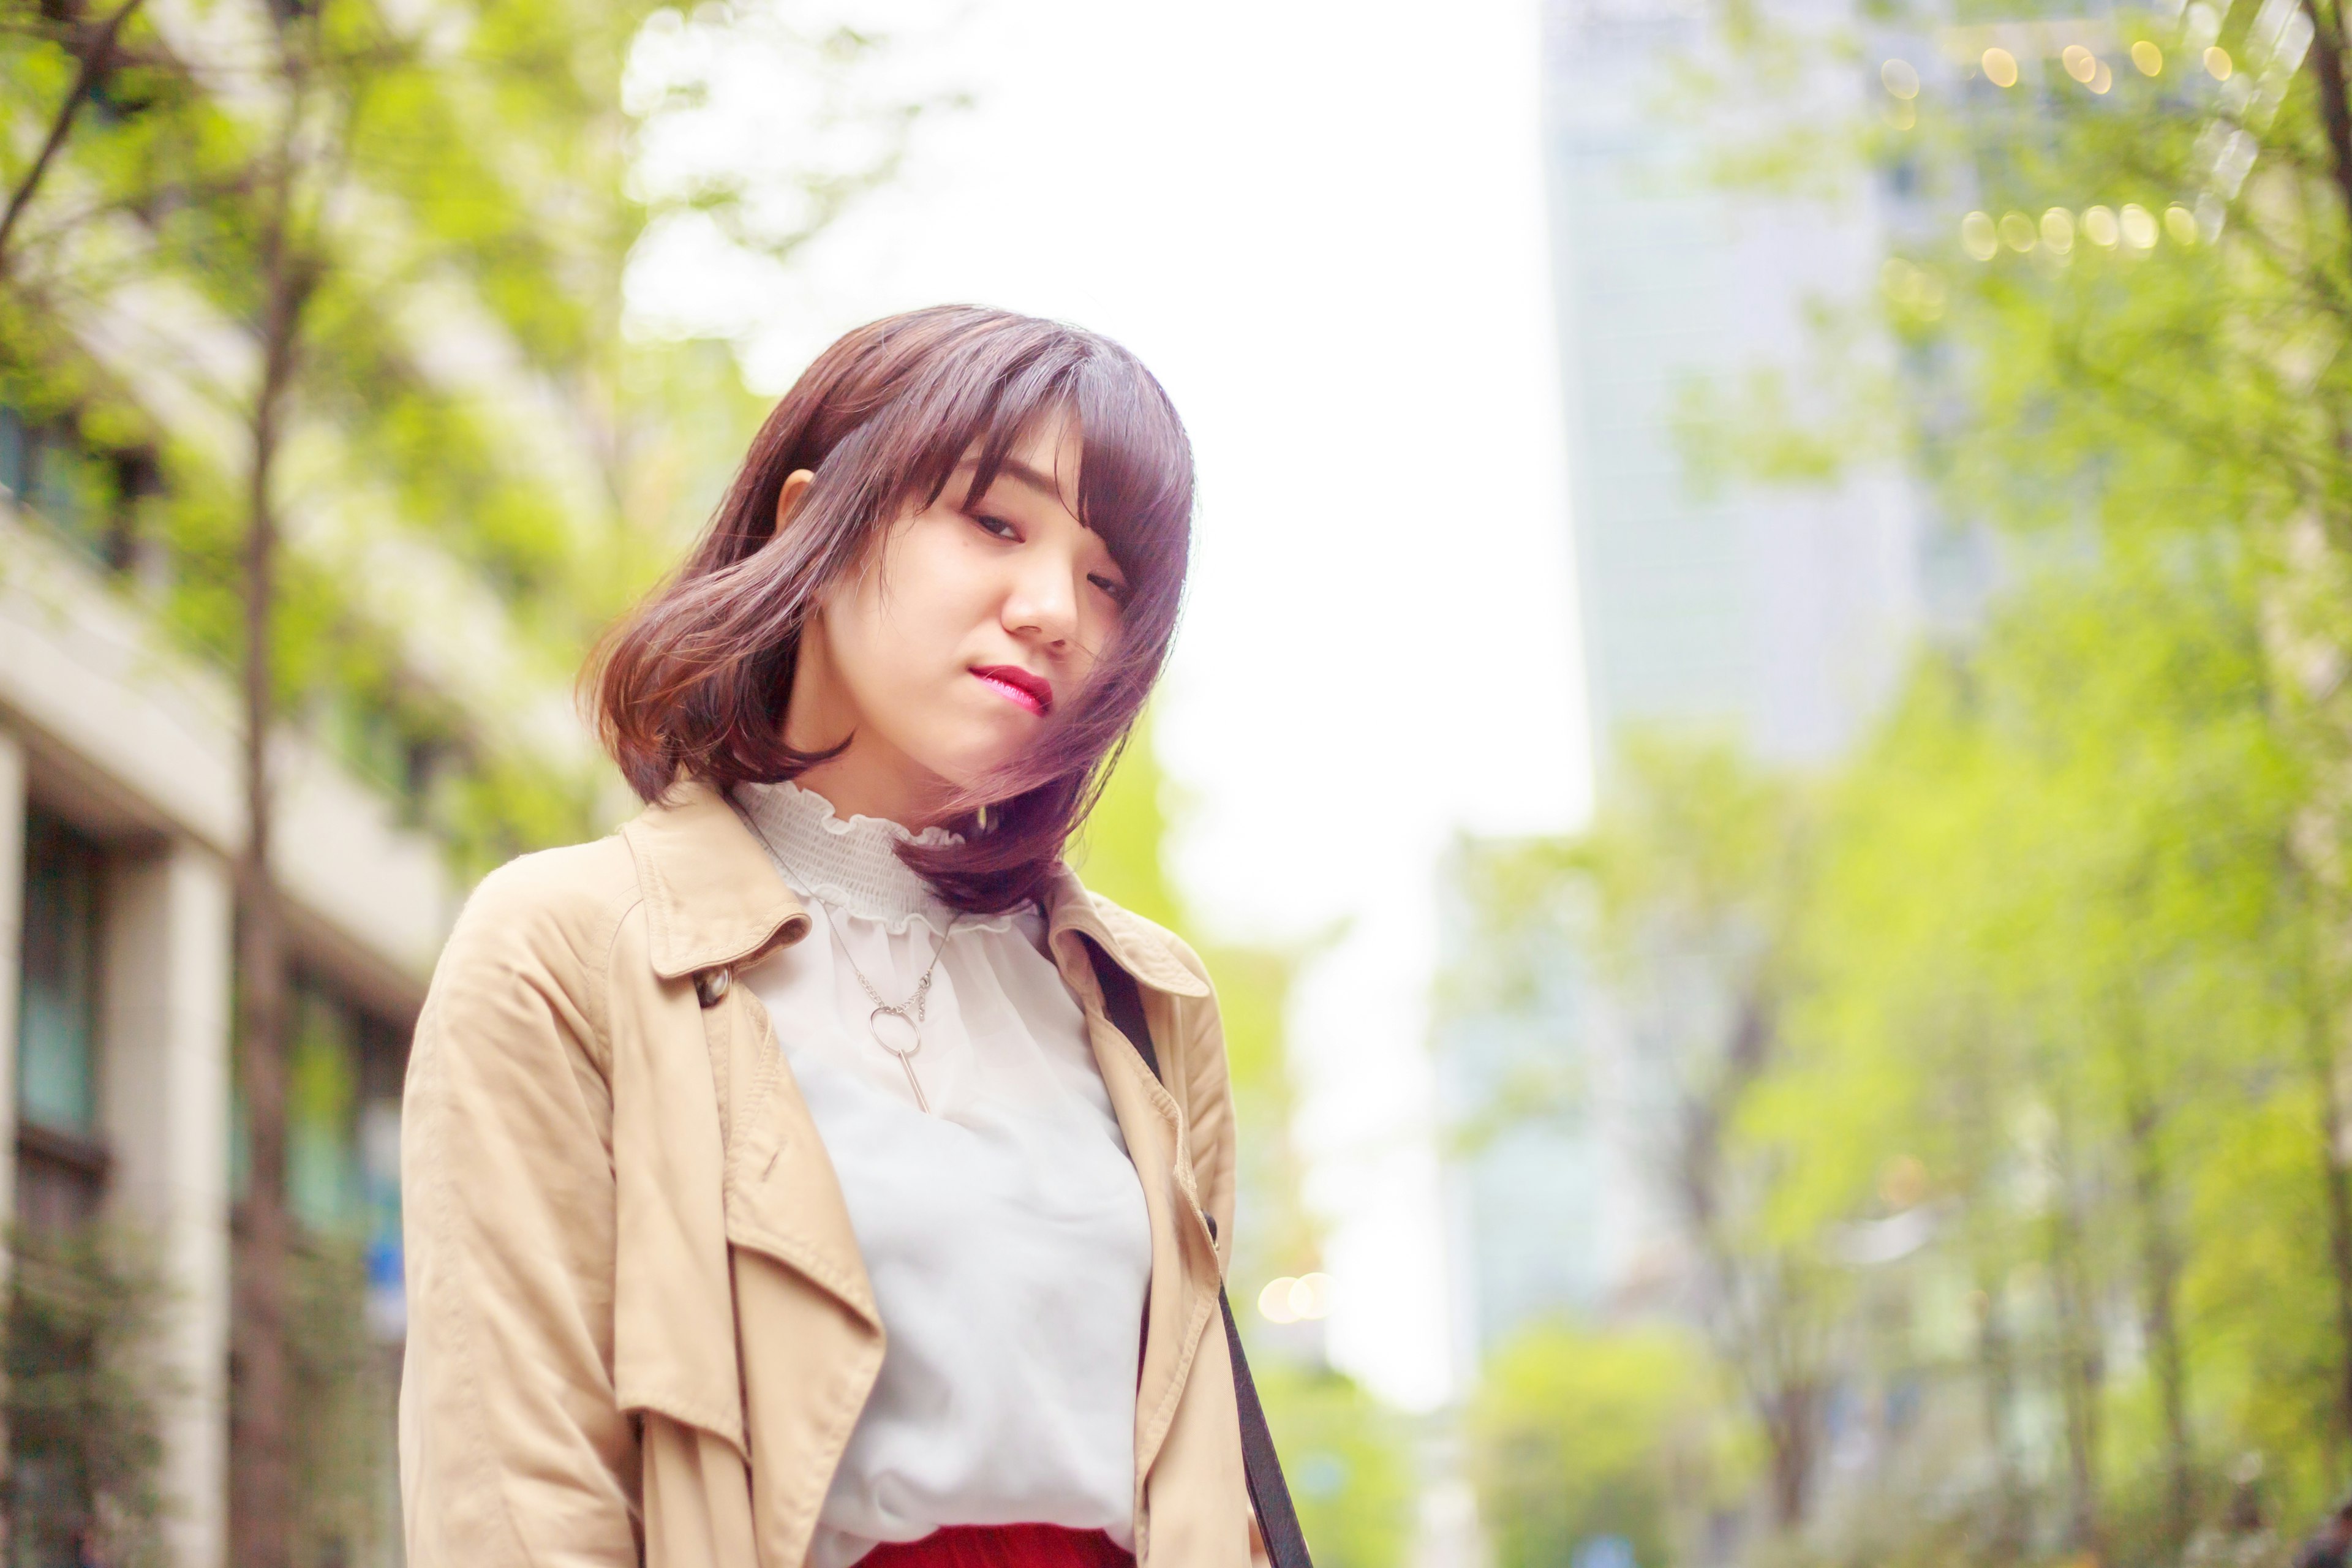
[1957,1036,2027,1555]
[2109,996,2195,1548]
[227,143,304,1568]
[2308,976,2352,1444]
[2299,0,2352,251]
[1683,1123,1822,1531]
[1678,989,1822,1529]
[2124,1087,2194,1550]
[1763,1376,1819,1529]
[1973,1261,2026,1555]
[2048,1115,2105,1558]
[2054,1253,2104,1555]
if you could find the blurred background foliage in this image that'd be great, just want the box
[4,1226,167,1568]
[1468,1322,1738,1568]
[1437,0,2352,1554]
[0,0,867,882]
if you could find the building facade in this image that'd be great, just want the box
[0,500,451,1567]
[1546,0,1925,772]
[1431,838,1601,1378]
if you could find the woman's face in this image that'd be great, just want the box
[783,410,1130,824]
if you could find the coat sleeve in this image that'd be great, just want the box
[398,856,639,1567]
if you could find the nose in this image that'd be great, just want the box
[1003,552,1080,653]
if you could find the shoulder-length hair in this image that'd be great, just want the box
[586,305,1195,914]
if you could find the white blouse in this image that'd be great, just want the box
[730,781,1153,1568]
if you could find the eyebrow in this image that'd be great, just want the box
[957,456,1075,513]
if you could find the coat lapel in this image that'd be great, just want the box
[617,782,882,1325]
[620,781,882,1326]
[718,986,882,1329]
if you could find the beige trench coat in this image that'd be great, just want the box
[398,780,1261,1568]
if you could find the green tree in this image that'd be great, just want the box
[1451,557,2325,1562]
[1254,1360,1415,1568]
[1467,1322,1728,1568]
[3,1226,167,1568]
[1648,0,2352,1551]
[1762,546,2315,1554]
[1570,736,1836,1531]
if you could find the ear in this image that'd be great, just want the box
[775,469,816,534]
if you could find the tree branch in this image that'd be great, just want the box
[0,0,150,279]
[2301,0,2352,259]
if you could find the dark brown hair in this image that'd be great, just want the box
[587,305,1195,914]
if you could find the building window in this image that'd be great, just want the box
[288,982,361,1235]
[284,976,408,1339]
[15,811,109,1229]
[0,405,97,550]
[0,402,161,575]
[0,404,30,502]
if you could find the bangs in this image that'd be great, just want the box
[897,330,1193,595]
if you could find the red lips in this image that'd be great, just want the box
[972,664,1053,716]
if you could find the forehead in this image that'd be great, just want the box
[959,409,1085,522]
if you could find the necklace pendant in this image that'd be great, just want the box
[869,1006,922,1059]
[869,1006,931,1112]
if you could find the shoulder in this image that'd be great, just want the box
[436,835,643,991]
[456,834,641,936]
[408,836,646,1101]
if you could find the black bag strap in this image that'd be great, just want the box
[1083,938,1314,1568]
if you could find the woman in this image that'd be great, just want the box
[398,307,1283,1568]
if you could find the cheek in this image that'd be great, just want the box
[824,533,1001,737]
[874,538,1002,685]
[829,596,937,725]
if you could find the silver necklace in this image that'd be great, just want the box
[835,917,960,1113]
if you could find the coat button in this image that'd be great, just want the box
[694,968,732,1008]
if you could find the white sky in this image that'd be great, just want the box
[625,0,1588,1409]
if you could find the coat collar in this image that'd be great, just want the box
[622,780,812,980]
[622,778,1210,998]
[1043,865,1212,999]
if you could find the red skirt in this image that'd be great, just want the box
[862,1526,1135,1568]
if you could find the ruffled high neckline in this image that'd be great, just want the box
[733,780,983,933]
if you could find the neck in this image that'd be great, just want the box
[782,638,949,829]
[790,752,946,831]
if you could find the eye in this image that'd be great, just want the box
[970,511,1021,541]
[1088,571,1131,608]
